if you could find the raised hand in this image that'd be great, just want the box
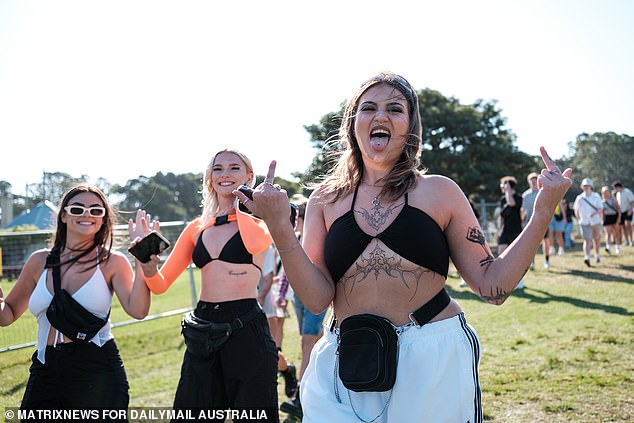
[535,146,573,211]
[128,209,159,243]
[233,160,291,228]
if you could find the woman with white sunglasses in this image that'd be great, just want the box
[0,183,151,411]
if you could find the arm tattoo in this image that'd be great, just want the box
[340,242,433,304]
[355,198,404,232]
[478,285,511,305]
[466,226,495,266]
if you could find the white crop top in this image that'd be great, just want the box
[28,252,114,364]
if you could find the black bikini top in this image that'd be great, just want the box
[324,185,449,283]
[192,215,260,271]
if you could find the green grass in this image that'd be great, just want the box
[1,245,633,422]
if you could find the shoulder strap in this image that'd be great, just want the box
[605,201,618,212]
[351,183,361,210]
[582,196,598,211]
[46,251,62,293]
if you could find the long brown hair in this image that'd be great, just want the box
[49,184,114,270]
[319,72,425,203]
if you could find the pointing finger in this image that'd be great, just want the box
[264,160,277,185]
[540,146,561,173]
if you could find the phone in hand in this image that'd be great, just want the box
[128,231,170,263]
[237,185,298,227]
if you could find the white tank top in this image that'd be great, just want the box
[28,251,114,364]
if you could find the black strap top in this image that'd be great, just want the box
[324,186,449,283]
[192,216,260,271]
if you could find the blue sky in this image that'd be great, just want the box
[1,0,632,196]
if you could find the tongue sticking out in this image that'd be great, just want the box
[370,133,390,151]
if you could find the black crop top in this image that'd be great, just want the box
[192,226,259,271]
[324,186,449,283]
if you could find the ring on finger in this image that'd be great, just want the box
[263,181,274,187]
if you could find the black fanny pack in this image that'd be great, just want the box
[337,288,451,393]
[181,304,262,359]
[45,252,110,343]
[338,313,398,392]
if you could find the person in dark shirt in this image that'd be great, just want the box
[498,176,524,288]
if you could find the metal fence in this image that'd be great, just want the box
[1,201,504,352]
[0,221,196,352]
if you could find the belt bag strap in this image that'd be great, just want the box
[408,288,450,326]
[229,304,262,330]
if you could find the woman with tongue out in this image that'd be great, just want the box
[135,148,279,421]
[239,72,573,422]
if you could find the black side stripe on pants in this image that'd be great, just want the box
[459,313,483,423]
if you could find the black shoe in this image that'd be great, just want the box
[280,364,298,398]
[280,392,303,418]
[584,258,591,267]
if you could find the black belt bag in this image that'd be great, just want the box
[338,313,398,392]
[45,252,110,343]
[337,288,450,393]
[181,305,261,359]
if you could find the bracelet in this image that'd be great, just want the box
[277,240,300,253]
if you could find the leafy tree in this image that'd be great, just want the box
[300,110,344,189]
[419,90,536,199]
[112,172,202,222]
[298,89,536,200]
[565,132,633,194]
[22,172,89,206]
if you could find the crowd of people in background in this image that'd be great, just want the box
[1,70,632,422]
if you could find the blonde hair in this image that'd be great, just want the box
[200,149,254,226]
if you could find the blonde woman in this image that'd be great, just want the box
[136,149,278,421]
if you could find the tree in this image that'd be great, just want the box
[112,172,202,222]
[300,110,344,190]
[298,89,537,200]
[565,132,633,193]
[419,90,537,200]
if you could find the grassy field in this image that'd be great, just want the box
[1,244,632,422]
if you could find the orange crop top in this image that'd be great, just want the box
[144,205,272,294]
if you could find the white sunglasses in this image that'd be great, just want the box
[64,205,106,217]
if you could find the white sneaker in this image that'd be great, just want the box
[549,246,556,255]
[459,280,468,287]
[616,246,621,254]
[595,255,600,264]
[558,247,565,255]
[544,260,550,270]
[516,280,525,290]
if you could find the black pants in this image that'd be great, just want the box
[173,299,279,422]
[21,339,129,411]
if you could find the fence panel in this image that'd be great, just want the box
[1,201,506,352]
[0,221,197,352]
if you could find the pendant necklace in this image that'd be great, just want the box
[361,180,383,210]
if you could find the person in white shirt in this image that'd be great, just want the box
[522,172,553,269]
[612,181,634,247]
[573,178,603,266]
[0,184,151,410]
